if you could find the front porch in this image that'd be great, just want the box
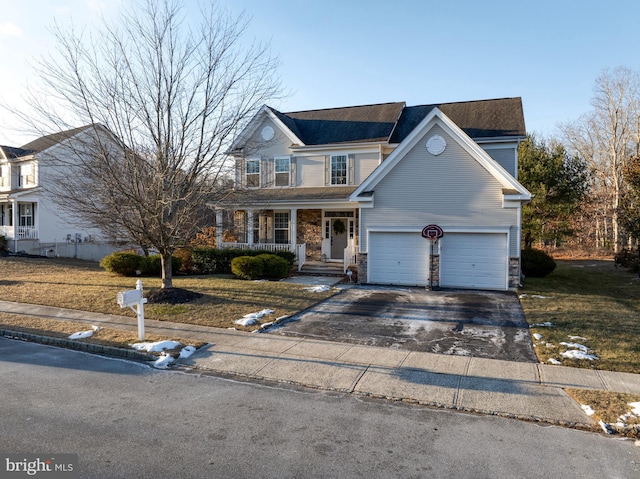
[216,207,358,274]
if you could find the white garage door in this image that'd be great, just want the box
[368,232,431,285]
[440,233,508,290]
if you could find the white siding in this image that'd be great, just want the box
[297,155,326,187]
[355,153,380,184]
[360,125,518,255]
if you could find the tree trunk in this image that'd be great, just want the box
[161,252,173,289]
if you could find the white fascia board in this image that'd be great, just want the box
[229,105,304,151]
[475,136,526,145]
[229,199,356,210]
[290,142,385,156]
[350,108,531,202]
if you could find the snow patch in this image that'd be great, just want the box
[559,341,589,353]
[235,309,274,326]
[131,340,182,352]
[179,345,196,359]
[532,333,543,340]
[519,294,547,299]
[531,322,553,328]
[304,285,331,293]
[581,404,595,416]
[153,353,175,369]
[561,350,598,361]
[68,330,94,340]
[547,358,562,365]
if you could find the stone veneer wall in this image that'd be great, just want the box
[356,252,367,283]
[428,254,440,289]
[509,257,520,291]
[296,209,322,261]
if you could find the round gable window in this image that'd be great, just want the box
[261,125,275,141]
[426,134,446,155]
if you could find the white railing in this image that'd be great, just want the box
[344,244,357,273]
[220,242,295,253]
[0,225,10,238]
[296,243,306,271]
[17,226,38,239]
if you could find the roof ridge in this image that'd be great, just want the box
[409,97,521,108]
[285,101,405,115]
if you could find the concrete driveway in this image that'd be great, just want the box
[270,286,537,362]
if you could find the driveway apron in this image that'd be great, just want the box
[270,286,537,362]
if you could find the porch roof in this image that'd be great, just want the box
[217,186,358,207]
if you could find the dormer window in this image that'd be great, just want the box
[331,155,347,185]
[246,158,260,188]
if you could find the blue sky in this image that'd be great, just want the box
[0,0,638,145]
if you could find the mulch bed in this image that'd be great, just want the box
[145,288,203,304]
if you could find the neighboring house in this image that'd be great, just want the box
[218,97,532,291]
[0,125,123,260]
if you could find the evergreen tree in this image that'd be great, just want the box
[518,135,589,249]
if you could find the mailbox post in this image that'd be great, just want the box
[117,279,148,340]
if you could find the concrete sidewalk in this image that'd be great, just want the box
[2,299,640,428]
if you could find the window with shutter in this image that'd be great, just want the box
[246,159,260,188]
[330,155,347,185]
[274,156,290,187]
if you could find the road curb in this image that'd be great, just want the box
[178,363,599,434]
[0,328,157,362]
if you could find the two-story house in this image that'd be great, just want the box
[0,125,120,259]
[218,97,531,291]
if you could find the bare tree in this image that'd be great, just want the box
[560,67,640,252]
[20,0,282,288]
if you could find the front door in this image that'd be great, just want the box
[330,218,348,259]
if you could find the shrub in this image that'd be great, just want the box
[0,235,7,255]
[614,248,640,273]
[257,254,289,279]
[192,247,296,275]
[139,255,183,276]
[174,247,193,273]
[100,252,142,276]
[521,248,556,278]
[231,256,264,280]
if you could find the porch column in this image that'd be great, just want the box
[215,209,223,247]
[290,208,297,248]
[247,210,254,246]
[11,199,18,253]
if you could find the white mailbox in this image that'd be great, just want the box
[116,280,148,341]
[117,288,143,308]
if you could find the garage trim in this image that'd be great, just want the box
[364,226,512,290]
[439,229,510,290]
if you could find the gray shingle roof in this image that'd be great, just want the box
[274,102,405,145]
[20,125,94,153]
[0,145,33,159]
[389,98,526,143]
[268,98,525,146]
[218,186,358,207]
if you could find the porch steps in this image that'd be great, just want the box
[298,261,346,276]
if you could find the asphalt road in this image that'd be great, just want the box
[1,338,638,478]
